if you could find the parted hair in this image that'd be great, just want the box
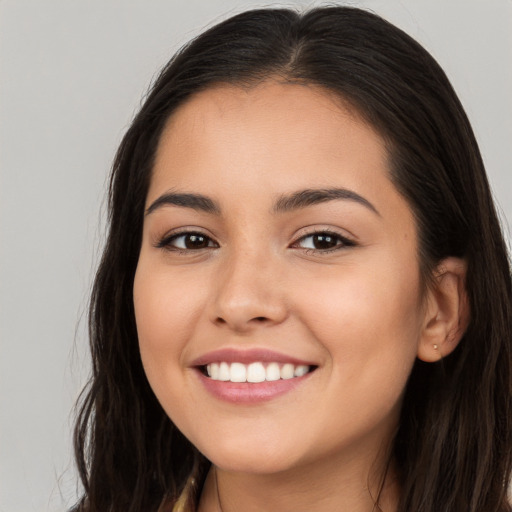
[73,6,512,512]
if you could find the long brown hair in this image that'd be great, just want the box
[73,6,512,511]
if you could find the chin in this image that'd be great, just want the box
[196,434,304,475]
[210,453,299,475]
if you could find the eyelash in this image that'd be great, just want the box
[156,231,218,254]
[156,229,356,255]
[292,230,356,254]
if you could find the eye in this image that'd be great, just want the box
[157,231,218,251]
[293,231,355,252]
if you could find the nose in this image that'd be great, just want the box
[210,247,288,333]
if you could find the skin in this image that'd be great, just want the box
[133,81,465,512]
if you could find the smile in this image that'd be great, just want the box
[205,362,311,382]
[192,349,317,403]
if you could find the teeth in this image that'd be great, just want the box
[218,362,230,381]
[230,362,247,382]
[247,362,266,383]
[206,362,311,382]
[210,362,219,380]
[266,362,280,381]
[280,363,295,380]
[294,365,309,377]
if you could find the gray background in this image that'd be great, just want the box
[1,1,510,511]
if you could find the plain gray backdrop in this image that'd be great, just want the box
[1,1,511,511]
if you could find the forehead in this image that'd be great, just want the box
[165,80,361,132]
[148,81,394,205]
[161,81,369,154]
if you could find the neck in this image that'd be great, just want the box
[198,449,399,512]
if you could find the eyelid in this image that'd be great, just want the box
[154,228,219,251]
[292,223,357,240]
[290,227,357,253]
[153,226,356,254]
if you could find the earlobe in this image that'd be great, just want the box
[417,257,470,363]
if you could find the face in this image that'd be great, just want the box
[133,81,426,476]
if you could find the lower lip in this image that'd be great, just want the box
[195,369,314,404]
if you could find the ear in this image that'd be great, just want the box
[417,257,470,362]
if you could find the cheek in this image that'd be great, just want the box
[292,260,422,445]
[133,263,203,394]
[133,263,214,435]
[294,255,422,383]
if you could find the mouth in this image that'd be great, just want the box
[191,348,318,403]
[199,361,316,383]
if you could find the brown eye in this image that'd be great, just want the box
[182,234,210,249]
[158,232,217,251]
[294,232,354,252]
[310,234,339,250]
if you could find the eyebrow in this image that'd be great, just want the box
[145,192,221,216]
[273,187,380,215]
[145,187,379,216]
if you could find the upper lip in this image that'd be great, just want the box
[190,348,316,367]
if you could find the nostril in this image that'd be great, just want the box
[213,311,280,330]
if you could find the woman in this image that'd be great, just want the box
[73,6,512,512]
